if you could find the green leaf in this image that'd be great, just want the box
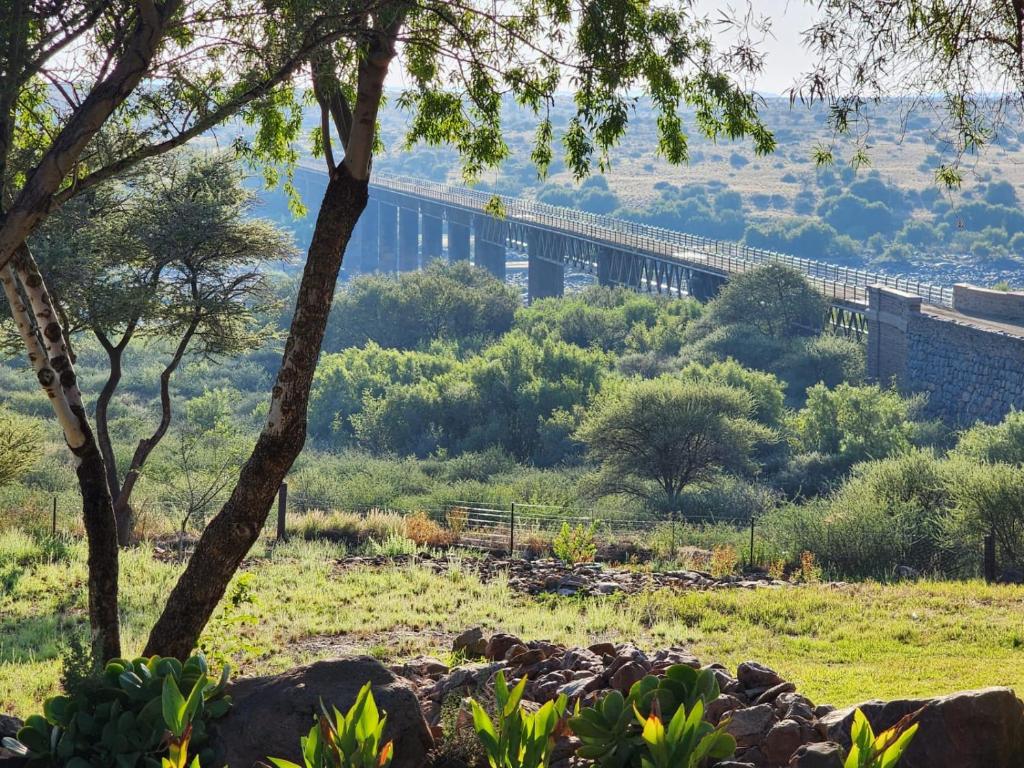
[162,675,187,737]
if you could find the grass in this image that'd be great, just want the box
[3,533,1024,717]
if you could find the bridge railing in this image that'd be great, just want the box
[371,173,955,308]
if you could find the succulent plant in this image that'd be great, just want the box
[2,654,229,768]
[568,664,722,768]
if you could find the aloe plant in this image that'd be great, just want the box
[569,665,722,768]
[267,682,393,768]
[469,671,568,768]
[2,654,229,768]
[844,708,920,768]
[635,699,735,768]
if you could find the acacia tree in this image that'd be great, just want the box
[576,376,775,516]
[0,0,369,660]
[2,0,778,661]
[28,150,290,544]
[798,1,1024,186]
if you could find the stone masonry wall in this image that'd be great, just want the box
[867,286,1024,425]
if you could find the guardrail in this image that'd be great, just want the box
[371,172,954,309]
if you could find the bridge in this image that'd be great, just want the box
[290,165,1024,426]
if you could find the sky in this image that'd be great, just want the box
[737,0,820,94]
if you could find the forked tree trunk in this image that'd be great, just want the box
[143,165,368,659]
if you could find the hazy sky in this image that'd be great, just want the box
[740,0,819,94]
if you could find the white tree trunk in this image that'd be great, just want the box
[0,262,86,449]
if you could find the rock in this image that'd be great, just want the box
[737,661,785,690]
[453,626,487,657]
[212,658,432,768]
[587,642,616,657]
[595,581,621,594]
[0,716,21,739]
[397,656,449,678]
[894,565,919,581]
[485,633,522,662]
[755,681,797,706]
[764,719,804,766]
[610,661,647,694]
[788,741,844,768]
[706,694,745,725]
[820,687,1024,768]
[723,704,778,749]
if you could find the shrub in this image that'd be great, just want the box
[569,665,730,766]
[947,460,1024,570]
[469,671,567,768]
[6,655,230,768]
[404,511,455,548]
[790,383,925,463]
[553,521,598,565]
[709,545,739,577]
[776,335,865,400]
[363,533,419,558]
[764,451,960,578]
[267,681,393,768]
[954,409,1024,465]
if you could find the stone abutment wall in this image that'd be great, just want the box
[867,286,1024,425]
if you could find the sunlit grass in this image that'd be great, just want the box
[3,535,1024,716]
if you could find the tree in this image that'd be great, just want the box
[688,264,829,341]
[0,406,38,488]
[0,0,367,661]
[2,0,777,660]
[29,151,291,544]
[790,383,925,464]
[800,1,1024,186]
[325,261,518,351]
[576,377,775,516]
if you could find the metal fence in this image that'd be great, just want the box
[371,172,955,308]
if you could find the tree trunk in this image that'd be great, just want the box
[2,250,121,661]
[143,165,368,659]
[113,316,198,544]
[77,438,123,662]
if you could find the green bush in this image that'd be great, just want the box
[764,451,960,578]
[790,383,925,463]
[775,334,865,401]
[946,459,1024,570]
[469,671,567,768]
[7,655,230,768]
[267,681,393,768]
[954,409,1024,465]
[552,521,599,564]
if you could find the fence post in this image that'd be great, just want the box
[984,530,997,584]
[509,502,516,557]
[748,516,756,569]
[52,497,57,537]
[277,483,288,543]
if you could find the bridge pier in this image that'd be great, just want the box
[398,205,419,271]
[527,231,564,303]
[421,212,443,264]
[359,199,380,272]
[378,201,398,272]
[448,220,471,261]
[474,215,507,280]
[687,270,726,302]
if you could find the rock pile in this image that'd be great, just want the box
[392,629,1024,768]
[337,553,801,596]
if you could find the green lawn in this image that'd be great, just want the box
[3,532,1024,717]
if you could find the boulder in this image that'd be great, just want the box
[213,658,432,768]
[820,687,1024,768]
